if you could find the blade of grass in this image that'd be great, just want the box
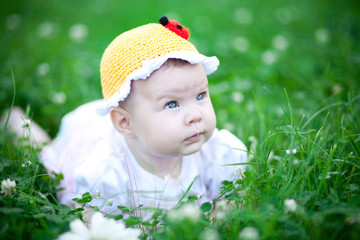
[0,69,16,144]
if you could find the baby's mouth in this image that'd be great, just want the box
[185,132,202,143]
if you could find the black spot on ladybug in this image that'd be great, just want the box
[176,24,183,30]
[159,16,169,26]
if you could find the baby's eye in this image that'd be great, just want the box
[196,92,205,101]
[165,101,179,109]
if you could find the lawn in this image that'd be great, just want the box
[1,0,359,239]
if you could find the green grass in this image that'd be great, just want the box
[1,0,360,239]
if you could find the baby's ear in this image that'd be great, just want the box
[110,106,133,136]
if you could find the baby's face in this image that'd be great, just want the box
[125,63,216,157]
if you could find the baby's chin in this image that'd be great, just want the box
[180,140,208,156]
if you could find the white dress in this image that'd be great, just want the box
[40,100,247,215]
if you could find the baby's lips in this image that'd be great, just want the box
[185,132,202,143]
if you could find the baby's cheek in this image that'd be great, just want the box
[150,120,177,139]
[207,107,217,128]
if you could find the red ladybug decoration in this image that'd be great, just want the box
[159,16,190,40]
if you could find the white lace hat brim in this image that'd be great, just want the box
[97,50,219,115]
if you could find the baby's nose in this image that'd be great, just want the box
[185,106,202,126]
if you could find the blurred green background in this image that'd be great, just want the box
[1,1,360,239]
[1,0,359,139]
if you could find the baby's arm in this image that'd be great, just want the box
[202,129,247,200]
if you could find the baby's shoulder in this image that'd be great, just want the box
[73,138,131,188]
[200,128,247,165]
[205,128,247,152]
[55,100,115,151]
[61,100,107,125]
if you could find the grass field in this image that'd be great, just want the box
[1,0,360,239]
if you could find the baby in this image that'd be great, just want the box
[39,16,247,215]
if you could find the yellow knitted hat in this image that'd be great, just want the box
[98,16,219,114]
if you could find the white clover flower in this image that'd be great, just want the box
[275,106,284,116]
[1,179,16,196]
[233,78,253,91]
[319,171,339,180]
[315,28,330,44]
[94,190,101,199]
[235,167,245,179]
[181,203,201,220]
[166,209,183,222]
[52,92,67,105]
[261,50,277,65]
[22,160,32,167]
[213,201,227,221]
[224,123,235,131]
[57,212,141,240]
[268,151,282,161]
[272,35,289,51]
[284,199,297,213]
[246,101,255,112]
[37,22,56,38]
[199,228,220,240]
[233,37,249,52]
[6,14,21,30]
[286,149,297,154]
[69,23,88,42]
[295,91,306,100]
[319,172,331,180]
[234,8,253,25]
[248,136,257,143]
[332,84,343,95]
[232,91,244,103]
[106,198,113,206]
[215,200,227,211]
[239,226,260,240]
[275,7,294,25]
[37,62,50,76]
[215,211,226,221]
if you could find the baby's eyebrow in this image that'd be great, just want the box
[155,92,179,102]
[201,82,209,90]
[195,81,209,93]
[154,79,209,101]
